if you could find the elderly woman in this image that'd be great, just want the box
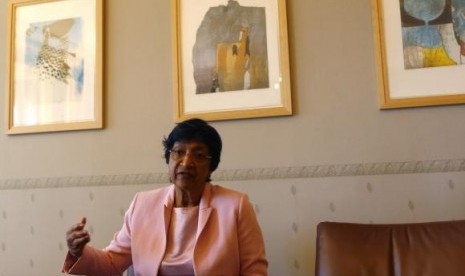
[63,118,268,276]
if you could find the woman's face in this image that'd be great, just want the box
[168,140,212,193]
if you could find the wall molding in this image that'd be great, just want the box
[1,159,465,190]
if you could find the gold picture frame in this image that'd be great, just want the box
[172,0,292,121]
[6,0,103,134]
[372,0,465,109]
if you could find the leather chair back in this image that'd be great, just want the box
[315,220,465,276]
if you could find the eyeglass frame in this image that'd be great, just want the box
[168,149,212,164]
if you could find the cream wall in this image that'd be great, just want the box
[1,0,465,275]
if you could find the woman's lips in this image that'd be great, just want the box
[176,171,194,179]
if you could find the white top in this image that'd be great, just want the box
[158,206,199,276]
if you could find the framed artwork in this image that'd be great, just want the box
[172,0,292,121]
[6,0,103,134]
[372,0,465,109]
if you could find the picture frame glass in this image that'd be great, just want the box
[383,0,465,98]
[372,0,465,108]
[174,0,292,121]
[6,0,102,134]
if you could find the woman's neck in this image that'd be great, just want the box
[174,188,203,207]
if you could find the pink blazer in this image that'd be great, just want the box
[63,183,268,276]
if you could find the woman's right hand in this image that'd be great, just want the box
[66,217,91,258]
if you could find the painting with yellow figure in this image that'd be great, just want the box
[215,27,251,91]
[192,0,269,94]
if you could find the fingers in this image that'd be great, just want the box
[68,233,90,253]
[66,217,91,258]
[66,217,86,234]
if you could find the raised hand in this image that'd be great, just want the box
[66,217,91,258]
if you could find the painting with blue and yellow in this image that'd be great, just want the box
[400,0,465,69]
[24,18,84,94]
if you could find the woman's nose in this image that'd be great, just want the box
[179,152,194,166]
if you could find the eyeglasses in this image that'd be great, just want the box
[169,149,212,164]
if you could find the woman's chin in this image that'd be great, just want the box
[174,180,194,190]
[174,180,204,192]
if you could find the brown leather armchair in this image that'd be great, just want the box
[315,220,465,276]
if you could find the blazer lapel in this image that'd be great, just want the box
[150,185,174,274]
[196,183,213,240]
[163,186,175,234]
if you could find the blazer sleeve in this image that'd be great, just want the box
[62,245,129,276]
[237,194,268,276]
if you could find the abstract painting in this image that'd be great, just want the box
[400,0,465,69]
[26,18,84,93]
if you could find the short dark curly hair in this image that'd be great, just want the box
[162,118,222,172]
